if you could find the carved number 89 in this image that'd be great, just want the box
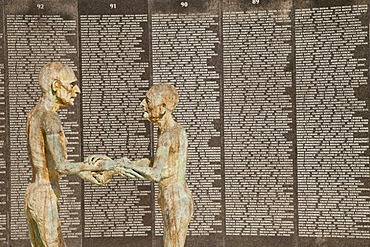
[252,0,260,4]
[181,2,188,7]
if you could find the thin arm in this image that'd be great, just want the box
[45,134,99,174]
[132,138,170,182]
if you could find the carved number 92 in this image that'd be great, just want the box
[252,0,260,4]
[37,3,44,9]
[110,3,117,9]
[181,1,188,8]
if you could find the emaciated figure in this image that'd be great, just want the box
[25,62,107,247]
[126,83,194,247]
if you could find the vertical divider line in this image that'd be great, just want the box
[367,2,370,243]
[2,0,10,245]
[76,1,84,246]
[147,0,155,246]
[291,1,299,247]
[218,0,226,247]
[368,0,370,198]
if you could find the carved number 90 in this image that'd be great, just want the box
[37,3,44,9]
[181,1,188,8]
[252,0,260,4]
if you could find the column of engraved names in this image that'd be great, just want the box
[151,14,222,236]
[7,15,81,240]
[223,10,294,236]
[0,12,7,244]
[81,14,151,237]
[296,5,370,237]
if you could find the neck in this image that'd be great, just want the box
[157,113,175,132]
[41,94,59,112]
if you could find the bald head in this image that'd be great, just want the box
[38,62,76,94]
[147,83,179,112]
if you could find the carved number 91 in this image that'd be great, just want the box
[181,1,188,8]
[37,3,44,9]
[110,3,117,9]
[252,0,260,4]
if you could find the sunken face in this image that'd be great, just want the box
[53,68,80,106]
[140,83,179,124]
[140,93,164,124]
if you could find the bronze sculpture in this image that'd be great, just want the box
[25,62,129,246]
[127,83,194,247]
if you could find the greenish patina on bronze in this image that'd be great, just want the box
[26,65,192,247]
[127,83,194,247]
[94,84,194,247]
[25,62,136,247]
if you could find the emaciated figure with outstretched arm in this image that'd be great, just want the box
[25,62,125,247]
[126,83,194,247]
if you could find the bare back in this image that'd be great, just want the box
[27,101,67,193]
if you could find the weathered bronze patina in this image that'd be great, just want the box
[127,83,194,247]
[25,62,119,247]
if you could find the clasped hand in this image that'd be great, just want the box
[81,155,144,185]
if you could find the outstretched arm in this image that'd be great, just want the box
[90,156,145,181]
[42,111,106,175]
[45,134,102,174]
[127,136,170,182]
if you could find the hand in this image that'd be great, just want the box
[96,159,120,171]
[85,155,119,171]
[116,157,131,166]
[123,162,133,169]
[79,171,103,186]
[92,171,115,185]
[116,166,145,179]
[85,154,111,167]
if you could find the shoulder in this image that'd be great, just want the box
[41,111,62,134]
[170,123,188,145]
[174,123,187,140]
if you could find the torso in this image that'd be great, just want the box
[27,101,64,197]
[156,124,193,212]
[157,123,188,182]
[157,123,191,203]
